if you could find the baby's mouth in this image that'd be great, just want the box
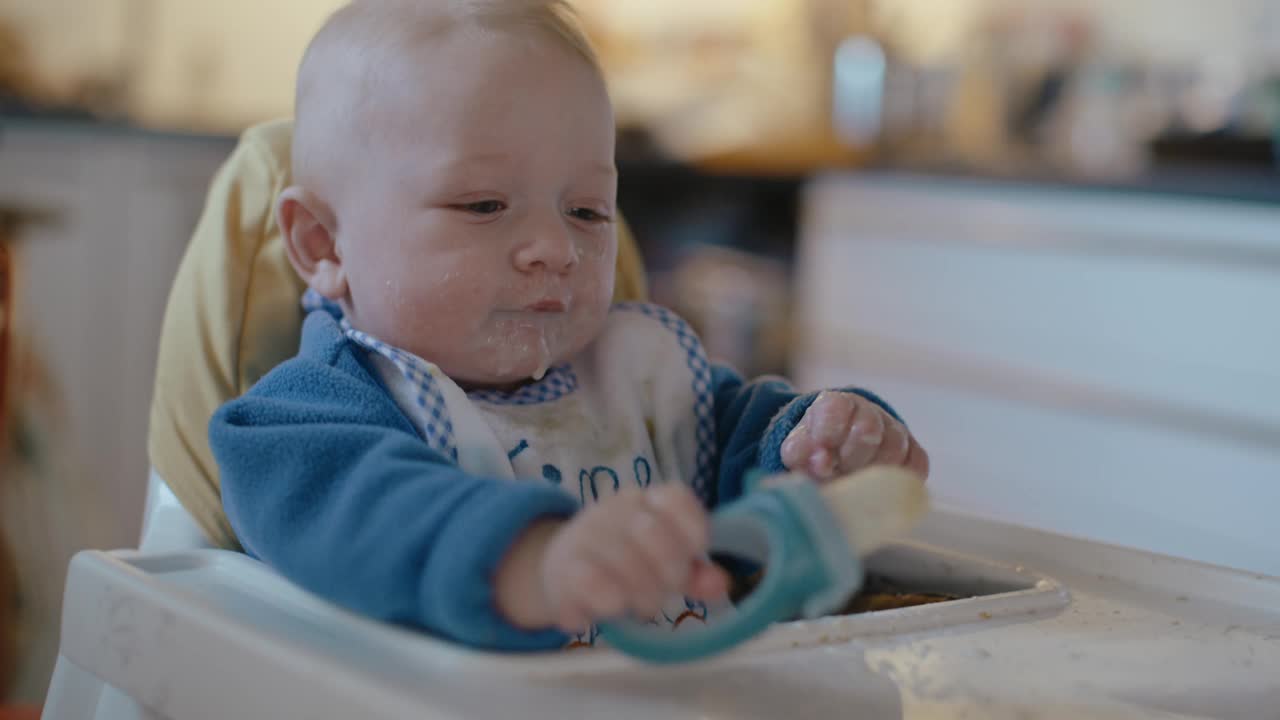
[523,298,568,313]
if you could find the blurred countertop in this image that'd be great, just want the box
[5,112,1277,206]
[0,112,236,148]
[860,162,1280,208]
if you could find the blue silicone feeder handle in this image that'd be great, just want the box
[599,482,860,664]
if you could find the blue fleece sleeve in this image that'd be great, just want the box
[711,364,902,507]
[209,354,578,651]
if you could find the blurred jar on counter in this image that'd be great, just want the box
[655,246,792,378]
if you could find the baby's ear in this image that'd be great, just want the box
[277,186,346,300]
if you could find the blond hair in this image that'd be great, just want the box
[292,0,601,188]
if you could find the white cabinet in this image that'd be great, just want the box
[0,120,233,545]
[0,119,233,701]
[793,174,1280,576]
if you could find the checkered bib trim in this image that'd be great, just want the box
[611,303,717,502]
[340,323,460,463]
[468,365,579,406]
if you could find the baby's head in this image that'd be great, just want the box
[279,0,617,388]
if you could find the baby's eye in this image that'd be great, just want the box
[568,207,611,223]
[455,200,507,215]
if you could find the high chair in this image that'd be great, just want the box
[41,121,1280,720]
[41,117,649,718]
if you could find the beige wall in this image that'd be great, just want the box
[2,0,1275,131]
[0,0,127,97]
[129,0,341,129]
[2,0,341,130]
[877,0,1277,64]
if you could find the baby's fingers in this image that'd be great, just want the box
[631,502,698,591]
[645,485,710,556]
[556,606,590,636]
[580,528,666,618]
[782,392,858,475]
[904,435,930,479]
[780,422,814,471]
[837,401,885,473]
[685,558,731,601]
[871,416,911,467]
[807,392,858,447]
[560,563,625,630]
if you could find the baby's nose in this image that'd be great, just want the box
[515,228,580,273]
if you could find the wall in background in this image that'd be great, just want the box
[3,0,1276,133]
[0,0,340,129]
[0,0,125,98]
[874,0,1279,64]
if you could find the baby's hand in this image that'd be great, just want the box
[535,486,728,635]
[780,392,929,482]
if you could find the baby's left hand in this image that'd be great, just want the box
[781,392,929,482]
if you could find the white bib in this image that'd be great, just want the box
[346,303,730,645]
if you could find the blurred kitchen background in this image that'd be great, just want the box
[1,0,1278,707]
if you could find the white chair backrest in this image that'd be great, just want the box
[138,470,214,551]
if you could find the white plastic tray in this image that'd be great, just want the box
[48,507,1280,719]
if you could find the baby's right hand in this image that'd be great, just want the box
[538,485,729,635]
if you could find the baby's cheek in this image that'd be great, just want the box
[581,230,616,259]
[558,297,608,361]
[585,234,618,279]
[573,252,612,305]
[442,270,499,320]
[403,275,488,348]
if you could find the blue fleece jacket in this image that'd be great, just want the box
[209,309,898,651]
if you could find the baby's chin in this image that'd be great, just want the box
[453,338,582,388]
[454,355,569,391]
[497,344,574,381]
[484,318,597,373]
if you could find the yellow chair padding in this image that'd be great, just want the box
[148,119,648,549]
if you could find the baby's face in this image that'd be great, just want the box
[333,31,617,388]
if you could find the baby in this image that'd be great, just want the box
[210,0,927,651]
